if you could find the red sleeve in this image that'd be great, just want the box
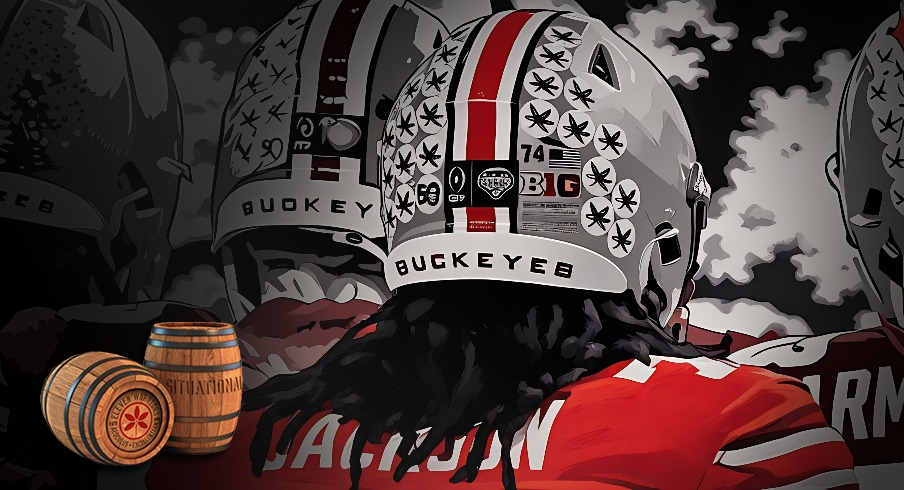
[700,377,857,489]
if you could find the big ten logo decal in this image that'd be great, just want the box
[520,172,581,198]
[291,112,367,181]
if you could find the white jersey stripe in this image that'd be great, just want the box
[764,469,858,490]
[715,427,845,466]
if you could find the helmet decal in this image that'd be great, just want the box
[380,9,706,324]
[835,7,904,318]
[212,0,448,251]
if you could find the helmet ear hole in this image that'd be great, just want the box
[655,222,682,265]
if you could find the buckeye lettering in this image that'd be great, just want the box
[0,190,55,214]
[395,253,573,279]
[241,197,374,219]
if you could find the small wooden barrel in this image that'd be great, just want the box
[144,322,242,454]
[40,352,174,465]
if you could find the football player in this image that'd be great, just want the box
[239,9,857,490]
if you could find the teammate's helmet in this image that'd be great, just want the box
[831,5,904,322]
[381,10,711,326]
[0,0,184,302]
[211,0,448,320]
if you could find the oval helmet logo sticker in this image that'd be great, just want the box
[450,166,466,193]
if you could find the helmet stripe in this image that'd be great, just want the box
[310,0,370,181]
[467,11,535,161]
[450,11,557,161]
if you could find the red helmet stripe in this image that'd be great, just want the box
[464,12,535,161]
[310,0,370,181]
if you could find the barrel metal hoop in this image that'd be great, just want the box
[88,369,156,466]
[174,411,241,423]
[42,353,80,418]
[143,361,242,372]
[64,356,127,461]
[147,339,238,349]
[164,443,230,454]
[79,364,137,465]
[168,431,235,444]
[150,327,235,337]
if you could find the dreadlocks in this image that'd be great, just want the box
[243,280,705,490]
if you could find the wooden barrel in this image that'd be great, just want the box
[40,352,174,465]
[144,322,242,454]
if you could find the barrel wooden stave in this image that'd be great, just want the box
[40,352,173,465]
[144,322,241,454]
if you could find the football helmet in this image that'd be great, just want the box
[211,0,448,323]
[381,10,711,328]
[831,5,904,321]
[0,0,185,302]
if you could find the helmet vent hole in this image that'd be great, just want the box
[77,4,114,51]
[591,44,618,90]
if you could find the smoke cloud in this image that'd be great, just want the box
[753,11,806,58]
[615,0,738,89]
[700,50,862,305]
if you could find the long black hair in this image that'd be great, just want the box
[243,280,706,489]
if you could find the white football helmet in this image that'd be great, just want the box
[380,10,711,329]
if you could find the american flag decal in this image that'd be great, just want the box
[549,147,582,169]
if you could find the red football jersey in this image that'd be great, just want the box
[728,318,904,485]
[147,356,855,489]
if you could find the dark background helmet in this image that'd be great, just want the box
[0,0,185,310]
[832,4,904,321]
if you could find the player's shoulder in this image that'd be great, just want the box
[572,355,809,401]
[729,322,904,368]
